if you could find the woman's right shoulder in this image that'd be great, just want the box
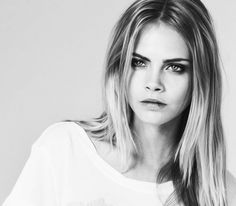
[32,121,83,151]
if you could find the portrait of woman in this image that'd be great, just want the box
[2,0,236,205]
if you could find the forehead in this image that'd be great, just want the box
[134,22,189,59]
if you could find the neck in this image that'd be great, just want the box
[132,116,181,171]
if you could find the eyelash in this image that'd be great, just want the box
[131,58,146,68]
[131,58,186,73]
[167,64,185,73]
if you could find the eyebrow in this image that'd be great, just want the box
[132,52,191,63]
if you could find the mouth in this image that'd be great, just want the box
[140,98,166,105]
[140,99,167,110]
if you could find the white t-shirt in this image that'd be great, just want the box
[3,122,180,206]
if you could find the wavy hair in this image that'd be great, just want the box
[68,0,227,205]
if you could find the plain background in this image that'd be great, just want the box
[0,0,235,204]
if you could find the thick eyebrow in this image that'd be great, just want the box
[132,52,151,62]
[132,52,191,63]
[163,58,191,64]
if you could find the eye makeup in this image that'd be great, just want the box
[131,52,191,73]
[131,58,146,68]
[164,63,188,73]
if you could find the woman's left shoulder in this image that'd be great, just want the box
[226,171,236,206]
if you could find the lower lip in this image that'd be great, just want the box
[141,102,166,110]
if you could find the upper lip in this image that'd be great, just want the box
[141,98,166,104]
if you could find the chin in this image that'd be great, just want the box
[134,112,170,126]
[134,109,182,127]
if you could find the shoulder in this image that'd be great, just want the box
[32,121,81,152]
[226,171,236,206]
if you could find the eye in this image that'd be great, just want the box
[165,64,185,73]
[131,58,146,68]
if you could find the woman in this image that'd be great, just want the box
[3,0,236,205]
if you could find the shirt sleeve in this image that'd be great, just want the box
[2,144,58,206]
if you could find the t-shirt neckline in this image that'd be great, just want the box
[72,122,174,196]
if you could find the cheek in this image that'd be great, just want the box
[167,75,192,106]
[127,73,144,101]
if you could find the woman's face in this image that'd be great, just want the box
[127,22,192,126]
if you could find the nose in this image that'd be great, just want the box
[145,69,164,92]
[145,82,164,92]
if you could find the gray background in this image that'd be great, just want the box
[0,0,235,204]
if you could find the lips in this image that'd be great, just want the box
[140,98,166,105]
[140,98,167,111]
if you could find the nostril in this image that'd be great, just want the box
[145,83,164,92]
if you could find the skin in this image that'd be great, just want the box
[90,21,193,183]
[124,22,192,181]
[90,21,193,184]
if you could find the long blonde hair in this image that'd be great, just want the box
[68,0,227,205]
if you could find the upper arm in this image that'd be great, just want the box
[2,146,58,206]
[226,171,236,206]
